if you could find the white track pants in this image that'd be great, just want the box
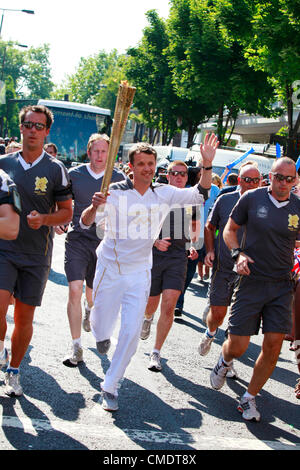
[91,262,151,396]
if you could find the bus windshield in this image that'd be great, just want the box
[38,100,112,165]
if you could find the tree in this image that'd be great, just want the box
[241,0,300,157]
[167,0,276,146]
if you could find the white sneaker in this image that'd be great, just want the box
[237,396,261,422]
[0,348,9,369]
[101,391,119,411]
[140,317,153,340]
[63,343,83,367]
[210,355,230,390]
[148,352,162,372]
[82,300,91,332]
[5,371,23,397]
[227,361,238,379]
[198,330,217,356]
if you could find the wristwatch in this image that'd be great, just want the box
[231,247,243,261]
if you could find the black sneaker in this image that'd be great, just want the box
[174,308,182,317]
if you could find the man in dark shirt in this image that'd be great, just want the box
[0,169,20,240]
[210,157,300,422]
[140,160,204,372]
[0,105,73,396]
[198,163,261,370]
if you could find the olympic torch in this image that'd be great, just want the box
[98,81,136,210]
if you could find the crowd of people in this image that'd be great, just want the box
[0,104,299,421]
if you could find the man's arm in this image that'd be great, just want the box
[0,204,19,239]
[204,221,216,267]
[223,217,254,275]
[199,133,219,189]
[81,191,108,228]
[27,199,73,230]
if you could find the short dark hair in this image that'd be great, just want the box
[128,142,157,165]
[44,142,57,153]
[19,105,54,129]
[227,173,238,185]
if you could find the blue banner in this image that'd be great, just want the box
[276,143,281,159]
[296,156,300,171]
[223,148,255,183]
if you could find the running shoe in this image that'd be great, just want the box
[210,354,230,390]
[198,329,217,356]
[174,308,182,318]
[140,317,153,340]
[237,396,261,422]
[0,348,9,369]
[101,391,119,411]
[63,343,83,367]
[148,352,162,372]
[5,370,23,397]
[96,339,111,355]
[227,361,238,379]
[82,300,91,332]
[295,378,300,400]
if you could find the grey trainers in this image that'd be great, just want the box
[210,354,230,390]
[96,339,111,355]
[5,371,23,397]
[140,317,153,340]
[148,351,162,372]
[0,348,9,369]
[82,300,91,332]
[237,396,261,422]
[101,391,119,411]
[63,343,83,367]
[198,330,217,356]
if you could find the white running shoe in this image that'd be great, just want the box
[140,317,153,340]
[101,391,119,411]
[63,343,83,367]
[198,330,216,356]
[227,361,238,379]
[0,348,9,369]
[5,371,23,397]
[237,396,261,422]
[210,355,230,390]
[82,300,91,332]
[148,352,162,372]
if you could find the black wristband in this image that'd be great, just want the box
[203,166,212,170]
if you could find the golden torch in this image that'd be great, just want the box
[99,81,136,205]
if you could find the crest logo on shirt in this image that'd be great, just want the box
[257,205,268,218]
[35,176,48,195]
[288,214,299,231]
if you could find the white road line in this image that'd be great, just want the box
[0,412,299,450]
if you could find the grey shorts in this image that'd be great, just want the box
[150,254,187,296]
[209,269,237,306]
[0,250,50,307]
[228,276,293,336]
[64,233,99,288]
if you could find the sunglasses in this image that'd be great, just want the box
[271,173,296,183]
[168,170,188,177]
[22,121,47,131]
[241,176,260,184]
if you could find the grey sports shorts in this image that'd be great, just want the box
[64,233,99,288]
[150,253,187,296]
[228,276,293,336]
[0,250,50,307]
[209,269,237,306]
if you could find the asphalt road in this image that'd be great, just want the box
[0,233,299,453]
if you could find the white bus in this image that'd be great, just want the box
[38,99,112,164]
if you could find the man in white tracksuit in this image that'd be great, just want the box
[81,136,219,411]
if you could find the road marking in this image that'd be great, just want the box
[0,412,299,450]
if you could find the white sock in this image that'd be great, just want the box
[243,391,255,400]
[207,328,217,337]
[220,354,232,367]
[73,338,81,348]
[152,348,160,355]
